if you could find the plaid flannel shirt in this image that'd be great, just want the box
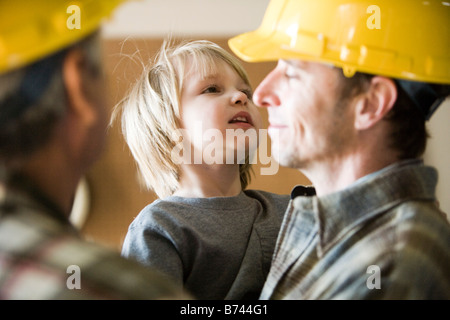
[0,174,189,299]
[260,160,450,299]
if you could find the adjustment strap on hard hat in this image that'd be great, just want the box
[396,79,445,121]
[0,50,66,126]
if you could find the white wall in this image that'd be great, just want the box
[425,98,450,218]
[102,0,270,38]
[103,0,450,217]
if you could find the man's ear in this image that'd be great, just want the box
[62,48,96,126]
[354,76,397,130]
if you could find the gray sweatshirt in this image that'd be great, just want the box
[121,189,290,300]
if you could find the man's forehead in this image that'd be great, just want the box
[280,59,308,69]
[281,59,335,70]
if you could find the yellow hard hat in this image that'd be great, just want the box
[0,0,126,74]
[229,0,450,85]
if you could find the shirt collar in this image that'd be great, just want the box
[0,172,71,227]
[291,160,438,256]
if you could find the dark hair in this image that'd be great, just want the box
[336,70,445,160]
[0,54,66,167]
[385,81,429,159]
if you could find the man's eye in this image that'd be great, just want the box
[284,71,299,80]
[284,65,300,80]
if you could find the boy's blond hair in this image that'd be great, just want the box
[113,40,254,198]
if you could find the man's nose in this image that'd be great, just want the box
[253,68,281,108]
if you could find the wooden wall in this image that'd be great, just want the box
[81,37,310,251]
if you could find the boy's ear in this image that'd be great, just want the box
[354,76,397,130]
[62,48,96,126]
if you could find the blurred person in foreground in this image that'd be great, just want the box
[0,0,190,299]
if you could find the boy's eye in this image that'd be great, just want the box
[241,89,253,100]
[202,85,220,94]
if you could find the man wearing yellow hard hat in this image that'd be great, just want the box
[230,0,450,299]
[0,0,190,299]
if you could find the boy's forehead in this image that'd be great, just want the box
[184,56,227,79]
[180,55,250,88]
[200,73,221,80]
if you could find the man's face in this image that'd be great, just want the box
[253,59,356,170]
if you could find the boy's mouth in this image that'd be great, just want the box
[229,111,253,126]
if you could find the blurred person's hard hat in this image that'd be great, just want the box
[0,0,126,74]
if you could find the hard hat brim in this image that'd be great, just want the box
[229,29,450,85]
[229,30,293,63]
[229,29,347,73]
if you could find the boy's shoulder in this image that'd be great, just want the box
[244,189,291,204]
[130,196,211,230]
[131,198,185,224]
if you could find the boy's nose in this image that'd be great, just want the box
[231,90,248,106]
